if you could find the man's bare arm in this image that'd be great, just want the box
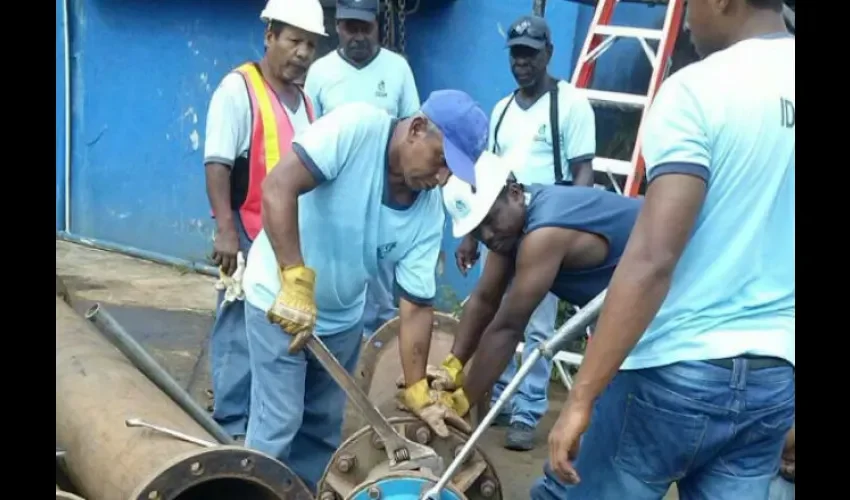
[261,153,320,268]
[569,174,706,408]
[451,251,513,364]
[398,298,434,385]
[463,228,569,404]
[205,163,235,231]
[569,160,594,187]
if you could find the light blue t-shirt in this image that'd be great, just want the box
[623,33,795,370]
[242,103,444,335]
[488,80,596,185]
[304,48,421,119]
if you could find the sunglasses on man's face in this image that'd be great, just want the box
[508,22,548,41]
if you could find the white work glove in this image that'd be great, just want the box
[214,251,246,307]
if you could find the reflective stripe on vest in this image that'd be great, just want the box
[234,62,315,240]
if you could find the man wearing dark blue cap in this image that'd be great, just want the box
[305,0,423,339]
[454,13,597,453]
[239,89,488,490]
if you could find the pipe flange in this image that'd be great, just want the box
[319,417,502,500]
[345,471,467,500]
[130,445,313,500]
[345,313,463,435]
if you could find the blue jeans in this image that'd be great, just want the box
[490,292,558,427]
[208,210,253,438]
[362,258,398,338]
[244,303,363,492]
[531,358,795,500]
[768,476,795,500]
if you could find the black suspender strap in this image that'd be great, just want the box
[491,81,564,184]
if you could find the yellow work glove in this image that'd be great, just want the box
[266,265,317,336]
[398,379,471,437]
[438,354,465,390]
[393,354,464,391]
[448,387,470,418]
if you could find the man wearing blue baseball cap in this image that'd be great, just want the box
[239,89,488,490]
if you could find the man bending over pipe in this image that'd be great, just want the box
[240,90,488,491]
[408,150,641,451]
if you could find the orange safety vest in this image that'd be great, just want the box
[227,62,315,240]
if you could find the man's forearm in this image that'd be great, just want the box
[462,326,523,404]
[261,180,303,268]
[205,164,236,233]
[399,300,433,384]
[452,294,499,364]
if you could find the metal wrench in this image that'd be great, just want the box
[422,290,608,500]
[125,418,217,448]
[291,330,444,475]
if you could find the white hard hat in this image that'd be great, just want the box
[442,151,515,238]
[260,0,328,37]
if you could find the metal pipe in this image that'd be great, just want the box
[56,296,312,500]
[62,0,71,232]
[423,290,607,500]
[84,302,234,445]
[57,231,218,276]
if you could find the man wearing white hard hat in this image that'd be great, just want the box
[423,150,641,445]
[202,0,326,440]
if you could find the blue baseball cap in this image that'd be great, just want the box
[421,90,489,188]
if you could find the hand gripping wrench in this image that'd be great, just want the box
[290,329,445,475]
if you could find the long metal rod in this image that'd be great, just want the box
[63,0,71,233]
[125,418,217,448]
[423,290,607,499]
[304,333,444,474]
[84,303,234,445]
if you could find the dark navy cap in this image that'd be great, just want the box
[506,15,552,50]
[337,0,378,22]
[421,90,489,188]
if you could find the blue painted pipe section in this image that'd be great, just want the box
[349,476,463,500]
[57,231,218,277]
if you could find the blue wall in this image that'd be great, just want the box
[57,0,673,308]
[66,0,271,263]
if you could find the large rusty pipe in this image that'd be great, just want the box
[83,302,233,445]
[56,296,313,500]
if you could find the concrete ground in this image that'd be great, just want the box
[56,240,678,499]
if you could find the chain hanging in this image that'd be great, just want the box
[382,0,393,49]
[397,0,407,56]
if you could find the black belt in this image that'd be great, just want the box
[704,356,790,370]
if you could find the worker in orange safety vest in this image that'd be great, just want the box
[201,0,325,441]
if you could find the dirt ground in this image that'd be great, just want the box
[56,240,678,499]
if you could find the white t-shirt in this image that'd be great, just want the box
[204,71,312,168]
[304,48,420,119]
[488,80,596,185]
